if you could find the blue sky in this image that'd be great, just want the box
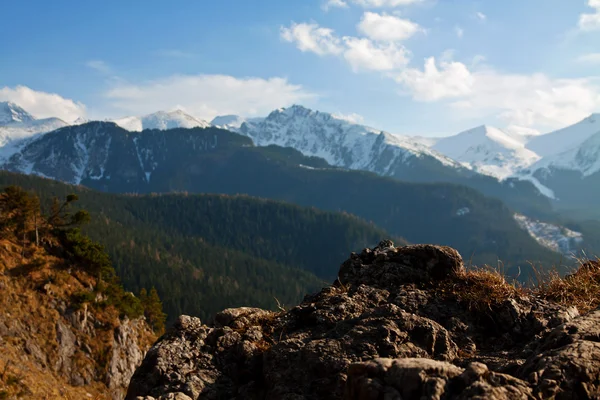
[1,0,599,136]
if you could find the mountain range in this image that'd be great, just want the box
[3,101,599,210]
[222,106,600,219]
[0,101,599,258]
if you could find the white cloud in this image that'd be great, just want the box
[579,0,600,31]
[396,57,600,129]
[577,53,600,64]
[280,22,343,55]
[343,37,410,71]
[454,25,464,38]
[357,12,422,41]
[103,74,315,120]
[396,57,473,101]
[281,21,410,72]
[332,112,365,124]
[0,85,86,123]
[86,60,111,74]
[322,0,348,11]
[352,0,422,7]
[475,12,487,21]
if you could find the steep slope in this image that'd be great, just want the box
[236,105,554,219]
[0,124,566,274]
[433,125,540,179]
[0,187,158,399]
[526,113,600,157]
[113,110,210,132]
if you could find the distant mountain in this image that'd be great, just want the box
[211,115,247,130]
[0,101,69,161]
[526,114,600,157]
[433,125,540,180]
[237,105,464,174]
[0,101,35,124]
[0,122,567,274]
[5,101,600,222]
[518,129,600,219]
[112,109,210,131]
[233,105,554,219]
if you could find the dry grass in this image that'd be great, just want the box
[437,266,525,312]
[436,258,600,316]
[534,258,600,314]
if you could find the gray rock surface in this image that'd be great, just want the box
[126,242,595,399]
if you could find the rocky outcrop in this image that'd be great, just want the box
[127,242,595,399]
[0,245,156,400]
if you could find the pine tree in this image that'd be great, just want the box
[141,287,167,334]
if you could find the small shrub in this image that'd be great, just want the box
[71,290,96,310]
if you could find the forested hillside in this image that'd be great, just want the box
[0,172,401,322]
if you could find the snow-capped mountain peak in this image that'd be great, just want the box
[211,115,247,130]
[0,102,70,161]
[526,130,600,177]
[238,104,465,177]
[112,109,210,132]
[526,113,600,157]
[432,125,540,179]
[0,102,35,125]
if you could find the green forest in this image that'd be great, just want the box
[0,172,400,323]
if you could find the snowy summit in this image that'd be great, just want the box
[112,110,210,132]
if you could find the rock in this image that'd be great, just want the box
[338,243,465,289]
[108,318,148,397]
[519,308,600,399]
[126,242,585,399]
[54,319,77,376]
[345,358,534,400]
[24,339,47,367]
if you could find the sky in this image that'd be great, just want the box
[1,0,599,136]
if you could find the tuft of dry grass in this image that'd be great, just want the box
[436,266,525,312]
[534,258,600,314]
[436,257,600,316]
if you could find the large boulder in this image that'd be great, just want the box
[126,241,586,399]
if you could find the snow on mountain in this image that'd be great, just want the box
[526,130,600,177]
[113,110,210,132]
[526,114,600,157]
[211,115,247,130]
[0,102,69,161]
[112,116,143,132]
[514,213,583,255]
[432,125,541,179]
[0,102,35,124]
[504,125,542,143]
[238,105,463,176]
[73,117,90,126]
